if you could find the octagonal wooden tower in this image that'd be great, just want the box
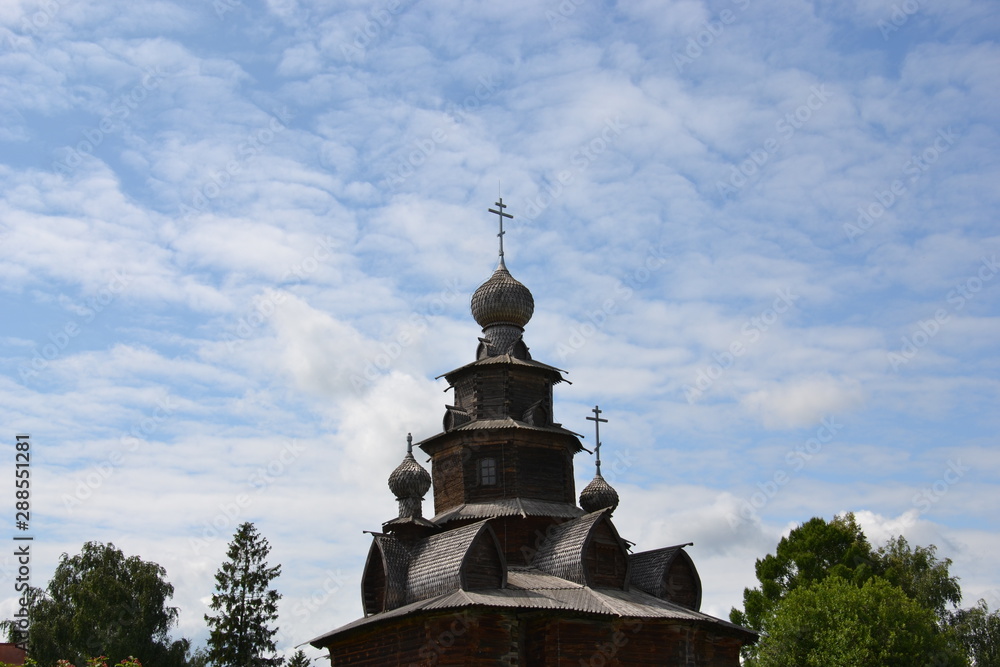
[309,200,756,665]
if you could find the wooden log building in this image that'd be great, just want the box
[309,200,756,665]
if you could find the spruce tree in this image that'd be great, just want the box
[286,649,311,667]
[205,522,282,667]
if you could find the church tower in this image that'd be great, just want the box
[309,200,756,665]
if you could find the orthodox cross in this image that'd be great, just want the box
[586,405,608,475]
[487,198,513,261]
[406,432,413,455]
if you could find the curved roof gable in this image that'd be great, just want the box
[361,520,507,614]
[530,509,630,589]
[629,543,702,611]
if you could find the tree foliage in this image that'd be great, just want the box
[730,513,875,634]
[205,522,282,667]
[950,599,1000,667]
[24,542,188,667]
[875,535,962,618]
[731,514,975,666]
[286,649,310,667]
[757,576,966,667]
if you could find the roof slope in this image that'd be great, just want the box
[309,566,755,647]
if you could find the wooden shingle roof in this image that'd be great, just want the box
[431,498,584,524]
[361,519,507,615]
[309,566,755,648]
[629,543,703,611]
[405,520,504,603]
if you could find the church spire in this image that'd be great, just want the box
[580,405,620,513]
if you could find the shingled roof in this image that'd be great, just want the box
[529,509,629,588]
[431,498,585,524]
[361,519,506,615]
[309,566,755,647]
[629,543,703,611]
[406,520,505,603]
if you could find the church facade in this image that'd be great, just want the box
[309,201,755,665]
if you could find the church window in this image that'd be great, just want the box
[479,457,497,486]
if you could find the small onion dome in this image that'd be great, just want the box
[471,260,535,329]
[580,473,620,513]
[388,436,431,501]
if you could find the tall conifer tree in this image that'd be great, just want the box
[205,522,282,667]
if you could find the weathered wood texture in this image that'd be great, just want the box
[584,519,629,589]
[526,617,744,667]
[429,432,578,515]
[450,367,554,424]
[360,543,385,616]
[324,612,744,666]
[667,552,701,611]
[463,529,506,591]
[326,612,517,666]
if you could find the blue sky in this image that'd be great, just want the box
[1,0,998,657]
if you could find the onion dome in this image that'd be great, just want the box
[470,258,535,330]
[388,434,431,519]
[580,473,620,513]
[581,405,618,513]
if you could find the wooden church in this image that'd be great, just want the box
[309,200,756,665]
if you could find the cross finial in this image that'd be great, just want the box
[586,405,608,475]
[487,197,513,265]
[406,432,413,455]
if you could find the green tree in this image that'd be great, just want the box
[875,535,962,617]
[757,576,966,667]
[730,513,875,636]
[286,649,310,667]
[732,514,971,665]
[950,599,1000,666]
[205,522,282,667]
[23,542,189,667]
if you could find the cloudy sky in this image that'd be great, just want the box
[1,0,998,657]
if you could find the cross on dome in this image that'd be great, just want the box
[586,405,608,475]
[487,197,513,266]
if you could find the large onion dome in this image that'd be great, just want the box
[580,473,620,513]
[471,258,535,330]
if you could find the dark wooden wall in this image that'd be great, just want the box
[323,611,746,666]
